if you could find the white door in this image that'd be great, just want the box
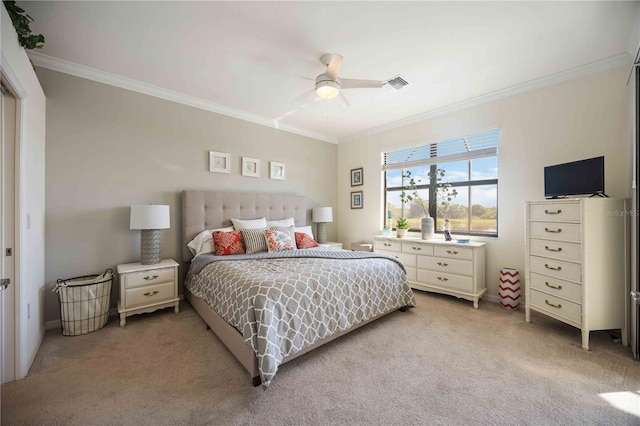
[1,84,17,383]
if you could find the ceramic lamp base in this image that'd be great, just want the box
[140,229,162,265]
[316,222,328,244]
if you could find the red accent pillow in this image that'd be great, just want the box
[212,230,245,256]
[295,232,319,249]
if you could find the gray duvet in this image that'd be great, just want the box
[185,249,415,386]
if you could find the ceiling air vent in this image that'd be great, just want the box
[386,75,410,90]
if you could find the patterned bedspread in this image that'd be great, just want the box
[185,249,415,386]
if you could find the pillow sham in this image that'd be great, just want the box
[264,229,294,252]
[295,225,314,239]
[212,230,245,256]
[270,225,297,249]
[187,226,235,257]
[267,217,295,227]
[231,217,267,230]
[295,232,319,249]
[241,227,268,254]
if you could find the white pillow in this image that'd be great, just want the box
[231,217,267,230]
[267,217,295,227]
[296,225,314,239]
[187,226,234,257]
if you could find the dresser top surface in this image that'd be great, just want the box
[375,235,486,248]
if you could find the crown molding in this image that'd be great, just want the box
[340,52,633,143]
[27,51,337,144]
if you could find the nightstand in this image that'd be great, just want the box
[117,258,179,327]
[318,241,343,250]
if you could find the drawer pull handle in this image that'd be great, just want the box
[544,246,562,252]
[384,243,392,247]
[437,262,449,267]
[412,247,422,251]
[143,275,159,281]
[143,290,160,297]
[544,209,562,215]
[544,264,562,271]
[437,276,449,282]
[446,250,458,255]
[544,228,562,233]
[545,300,562,309]
[545,282,563,290]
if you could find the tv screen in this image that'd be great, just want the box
[544,156,605,198]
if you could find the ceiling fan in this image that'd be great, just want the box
[295,53,386,107]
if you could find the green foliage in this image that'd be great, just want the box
[399,169,458,216]
[3,1,45,49]
[396,218,409,229]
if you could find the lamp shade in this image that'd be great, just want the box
[312,207,333,223]
[130,205,170,230]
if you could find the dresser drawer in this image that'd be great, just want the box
[125,281,175,308]
[378,250,416,268]
[529,202,581,222]
[433,245,473,260]
[530,289,581,323]
[124,267,175,289]
[402,242,433,256]
[529,222,581,243]
[419,256,473,276]
[529,256,582,283]
[530,272,582,304]
[374,239,402,252]
[405,267,416,282]
[417,270,473,293]
[529,238,582,263]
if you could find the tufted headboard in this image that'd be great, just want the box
[181,191,307,262]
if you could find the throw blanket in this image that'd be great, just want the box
[186,249,415,386]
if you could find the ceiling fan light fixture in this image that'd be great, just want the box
[316,80,340,99]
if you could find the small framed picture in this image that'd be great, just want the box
[270,161,286,180]
[351,191,363,209]
[209,151,230,173]
[351,167,363,186]
[242,157,260,178]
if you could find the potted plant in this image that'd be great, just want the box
[3,1,45,50]
[395,218,409,238]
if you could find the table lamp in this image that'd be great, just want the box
[312,206,333,244]
[130,204,170,265]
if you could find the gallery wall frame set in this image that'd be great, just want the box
[208,152,285,180]
[351,167,363,186]
[351,191,363,209]
[209,151,230,173]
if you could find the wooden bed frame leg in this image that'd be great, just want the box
[252,376,262,387]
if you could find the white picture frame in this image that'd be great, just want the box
[209,151,230,173]
[270,161,286,180]
[242,157,260,178]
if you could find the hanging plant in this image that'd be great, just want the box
[3,1,45,49]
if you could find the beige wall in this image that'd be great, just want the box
[38,69,337,324]
[337,65,630,303]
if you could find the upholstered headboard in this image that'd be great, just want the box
[181,191,307,262]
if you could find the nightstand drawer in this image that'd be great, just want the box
[375,239,402,252]
[125,281,175,308]
[433,245,473,260]
[124,267,175,289]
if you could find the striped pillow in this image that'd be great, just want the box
[241,228,268,254]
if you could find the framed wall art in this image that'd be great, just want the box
[242,157,260,178]
[270,161,286,180]
[351,167,363,186]
[351,191,363,209]
[209,151,230,173]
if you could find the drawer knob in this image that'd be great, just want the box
[544,209,562,215]
[544,263,562,271]
[446,250,458,255]
[545,282,563,290]
[143,290,160,297]
[384,243,391,247]
[143,275,159,281]
[437,276,449,282]
[545,300,562,309]
[412,247,422,251]
[544,246,562,252]
[544,227,562,233]
[437,262,449,267]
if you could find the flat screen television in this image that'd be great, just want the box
[544,156,605,198]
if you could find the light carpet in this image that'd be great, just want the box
[2,291,640,425]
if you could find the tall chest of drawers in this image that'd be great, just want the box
[524,198,629,350]
[374,236,486,308]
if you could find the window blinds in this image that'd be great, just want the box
[382,129,499,171]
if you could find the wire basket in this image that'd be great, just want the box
[53,269,114,336]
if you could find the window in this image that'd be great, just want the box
[382,129,498,236]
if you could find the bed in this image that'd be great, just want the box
[182,191,415,386]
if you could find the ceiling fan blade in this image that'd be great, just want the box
[326,53,343,79]
[292,89,318,107]
[341,78,385,89]
[336,91,350,108]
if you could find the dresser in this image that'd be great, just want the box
[374,236,486,308]
[117,259,180,326]
[524,198,629,350]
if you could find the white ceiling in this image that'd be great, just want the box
[24,1,638,143]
